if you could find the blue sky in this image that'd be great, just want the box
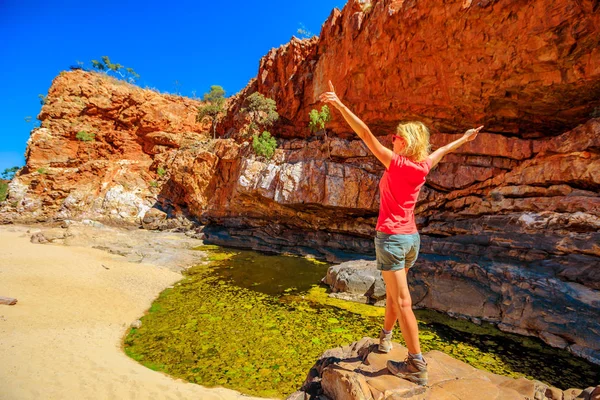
[0,0,346,173]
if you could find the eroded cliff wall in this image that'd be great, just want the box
[233,0,600,138]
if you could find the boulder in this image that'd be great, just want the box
[141,208,167,230]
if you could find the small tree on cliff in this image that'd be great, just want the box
[309,105,331,133]
[197,85,227,139]
[309,105,332,159]
[76,131,96,160]
[243,92,279,137]
[241,92,279,159]
[91,56,140,83]
[1,166,19,181]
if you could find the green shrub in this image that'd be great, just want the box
[308,105,331,133]
[203,85,226,105]
[243,93,279,136]
[157,167,167,177]
[252,131,277,159]
[36,167,48,174]
[0,181,8,202]
[309,105,333,159]
[76,131,95,142]
[149,180,159,188]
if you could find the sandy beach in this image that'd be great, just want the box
[0,225,265,400]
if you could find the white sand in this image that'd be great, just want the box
[0,225,268,400]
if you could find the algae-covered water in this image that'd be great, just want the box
[124,246,599,398]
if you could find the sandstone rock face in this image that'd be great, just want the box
[232,0,600,138]
[0,70,209,225]
[289,338,600,400]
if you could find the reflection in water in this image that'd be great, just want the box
[211,248,329,296]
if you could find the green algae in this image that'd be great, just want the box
[192,244,220,251]
[124,269,374,397]
[303,256,328,266]
[124,246,600,398]
[303,286,385,318]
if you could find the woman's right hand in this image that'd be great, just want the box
[318,80,343,109]
[463,125,484,142]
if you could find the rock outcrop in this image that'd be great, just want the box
[1,70,209,225]
[287,338,600,400]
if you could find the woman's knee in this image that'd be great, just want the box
[396,296,412,312]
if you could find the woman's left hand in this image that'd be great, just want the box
[463,125,484,142]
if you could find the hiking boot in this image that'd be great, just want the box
[387,356,428,386]
[378,329,393,353]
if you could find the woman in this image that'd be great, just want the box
[319,81,483,386]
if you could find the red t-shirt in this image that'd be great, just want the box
[376,154,432,234]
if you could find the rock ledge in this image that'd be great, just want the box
[287,338,600,400]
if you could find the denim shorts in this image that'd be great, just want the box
[374,231,421,271]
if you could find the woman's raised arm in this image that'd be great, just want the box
[427,126,484,168]
[319,81,393,169]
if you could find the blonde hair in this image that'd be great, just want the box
[395,121,431,162]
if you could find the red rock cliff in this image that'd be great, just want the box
[222,0,600,138]
[2,70,209,224]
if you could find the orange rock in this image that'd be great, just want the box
[296,339,583,400]
[3,70,210,224]
[223,0,600,139]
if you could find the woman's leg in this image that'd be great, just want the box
[383,283,398,332]
[382,269,420,355]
